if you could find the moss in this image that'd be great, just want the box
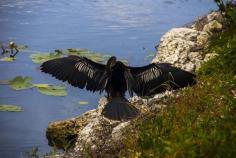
[46,120,78,151]
[46,110,95,151]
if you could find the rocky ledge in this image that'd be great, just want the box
[45,11,224,158]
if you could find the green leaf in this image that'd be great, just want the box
[0,57,15,62]
[33,84,50,88]
[30,48,112,64]
[9,76,33,90]
[36,85,67,96]
[30,51,63,64]
[0,105,23,112]
[78,101,89,105]
[67,48,111,63]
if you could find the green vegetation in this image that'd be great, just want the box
[30,48,112,64]
[30,50,64,64]
[121,2,236,158]
[78,101,89,105]
[35,84,67,97]
[23,147,39,158]
[0,57,16,62]
[9,76,33,90]
[0,76,67,96]
[0,105,23,112]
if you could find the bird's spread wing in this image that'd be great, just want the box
[125,63,196,96]
[125,63,162,96]
[41,55,108,93]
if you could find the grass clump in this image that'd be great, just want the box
[121,4,236,158]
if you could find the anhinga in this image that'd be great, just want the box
[41,55,196,120]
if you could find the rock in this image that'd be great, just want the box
[204,53,218,62]
[203,20,223,33]
[45,91,172,157]
[152,28,201,72]
[46,119,77,150]
[111,121,131,142]
[74,116,120,157]
[191,11,223,31]
[191,16,208,31]
[207,11,223,23]
[152,11,224,72]
[197,32,210,46]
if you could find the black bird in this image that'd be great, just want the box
[41,55,196,120]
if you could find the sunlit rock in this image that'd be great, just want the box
[197,32,209,46]
[203,20,223,33]
[152,27,201,72]
[152,11,224,72]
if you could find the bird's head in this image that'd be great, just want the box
[107,56,117,69]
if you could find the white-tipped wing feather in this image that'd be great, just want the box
[41,55,108,93]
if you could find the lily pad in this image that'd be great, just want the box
[67,48,111,63]
[33,84,51,88]
[67,48,89,54]
[36,85,67,96]
[9,76,33,90]
[0,57,15,62]
[30,51,64,64]
[78,101,89,105]
[0,105,23,112]
[30,48,112,64]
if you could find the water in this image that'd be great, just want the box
[0,0,216,157]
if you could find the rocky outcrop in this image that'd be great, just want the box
[152,11,223,72]
[45,93,172,158]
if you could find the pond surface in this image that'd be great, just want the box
[0,0,216,157]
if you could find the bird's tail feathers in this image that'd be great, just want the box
[102,97,139,121]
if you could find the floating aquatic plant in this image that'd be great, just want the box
[34,84,67,96]
[30,51,64,64]
[0,57,16,62]
[0,76,68,97]
[78,101,89,105]
[9,76,33,90]
[30,48,112,64]
[0,105,23,112]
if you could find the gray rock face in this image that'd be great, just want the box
[152,11,223,72]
